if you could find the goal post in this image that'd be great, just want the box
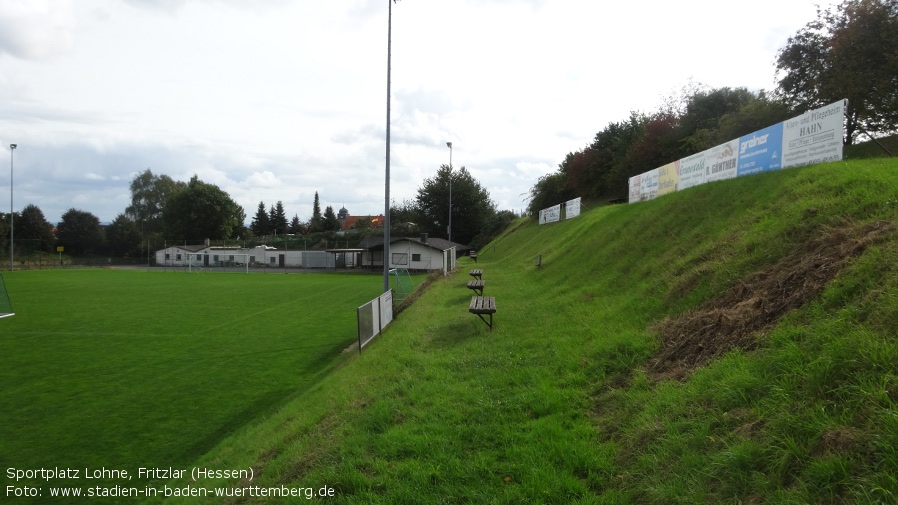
[0,273,14,318]
[390,268,414,301]
[187,253,250,274]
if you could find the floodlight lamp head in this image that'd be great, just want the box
[446,142,452,148]
[9,144,16,150]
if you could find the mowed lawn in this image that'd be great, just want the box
[0,269,380,477]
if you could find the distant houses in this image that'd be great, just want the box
[337,206,385,232]
[155,234,470,273]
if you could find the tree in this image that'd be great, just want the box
[471,209,517,251]
[269,201,288,235]
[56,209,104,255]
[390,198,420,236]
[416,165,496,246]
[624,112,681,176]
[775,0,898,143]
[125,169,186,237]
[714,91,792,145]
[352,216,373,230]
[309,192,323,233]
[290,214,304,235]
[16,204,55,252]
[527,171,574,216]
[162,175,239,241]
[322,205,341,231]
[675,87,758,155]
[106,214,141,256]
[232,204,247,239]
[251,201,270,236]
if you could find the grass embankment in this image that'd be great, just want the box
[163,158,898,504]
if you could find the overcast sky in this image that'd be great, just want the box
[0,0,836,227]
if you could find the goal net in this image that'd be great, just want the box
[0,273,13,318]
[390,268,414,301]
[187,253,250,274]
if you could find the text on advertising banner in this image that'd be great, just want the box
[782,99,846,168]
[706,139,739,183]
[657,161,679,197]
[678,150,707,190]
[628,174,642,203]
[639,168,659,202]
[737,123,784,176]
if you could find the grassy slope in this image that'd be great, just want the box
[158,158,898,504]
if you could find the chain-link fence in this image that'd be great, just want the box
[0,233,373,271]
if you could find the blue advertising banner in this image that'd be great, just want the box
[737,123,783,176]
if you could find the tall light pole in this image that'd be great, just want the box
[383,0,395,293]
[9,144,15,271]
[446,142,453,243]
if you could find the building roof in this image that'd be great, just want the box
[164,244,208,253]
[356,235,472,253]
[340,214,385,230]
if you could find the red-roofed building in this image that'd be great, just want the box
[337,206,385,231]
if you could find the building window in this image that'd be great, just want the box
[165,253,170,260]
[270,257,276,264]
[250,256,256,263]
[176,254,182,260]
[392,253,408,265]
[412,253,421,262]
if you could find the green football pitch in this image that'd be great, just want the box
[0,269,384,479]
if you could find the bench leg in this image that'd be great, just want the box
[475,312,493,330]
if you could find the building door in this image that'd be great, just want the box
[279,254,285,268]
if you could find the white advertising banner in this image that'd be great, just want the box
[782,99,846,168]
[640,168,659,202]
[358,289,394,351]
[379,290,393,328]
[565,197,582,219]
[628,174,642,203]
[540,204,561,224]
[625,98,846,205]
[706,139,739,183]
[678,150,707,190]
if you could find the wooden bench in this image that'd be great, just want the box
[469,251,478,263]
[469,296,496,330]
[469,268,483,280]
[466,279,485,296]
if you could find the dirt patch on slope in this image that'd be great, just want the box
[649,220,894,381]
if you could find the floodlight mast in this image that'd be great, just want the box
[447,141,452,243]
[9,144,15,271]
[383,0,395,293]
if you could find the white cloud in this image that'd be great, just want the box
[0,0,75,60]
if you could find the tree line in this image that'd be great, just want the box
[527,0,898,215]
[1,160,512,260]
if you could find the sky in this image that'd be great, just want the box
[0,0,838,228]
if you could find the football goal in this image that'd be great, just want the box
[390,268,414,301]
[187,253,250,274]
[0,273,13,318]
